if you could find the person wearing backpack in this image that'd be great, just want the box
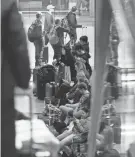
[50,19,70,62]
[28,12,44,66]
[66,6,82,41]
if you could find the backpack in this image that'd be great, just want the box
[28,24,42,42]
[47,25,59,45]
[61,16,70,31]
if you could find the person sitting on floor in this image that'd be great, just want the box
[59,82,90,119]
[57,109,91,151]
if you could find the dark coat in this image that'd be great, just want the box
[67,11,82,29]
[1,1,31,157]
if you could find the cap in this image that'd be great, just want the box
[47,4,55,10]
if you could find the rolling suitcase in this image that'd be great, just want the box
[45,82,59,98]
[45,83,53,98]
[42,46,49,64]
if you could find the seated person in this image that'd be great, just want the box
[60,82,90,119]
[57,109,91,149]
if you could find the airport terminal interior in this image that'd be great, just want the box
[2,0,135,157]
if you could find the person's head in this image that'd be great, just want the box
[77,82,87,94]
[55,19,61,26]
[71,6,77,13]
[80,36,88,45]
[36,12,42,20]
[75,43,83,52]
[78,77,85,84]
[70,34,75,42]
[81,109,90,119]
[47,4,55,13]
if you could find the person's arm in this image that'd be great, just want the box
[58,27,70,34]
[75,118,90,133]
[2,2,31,89]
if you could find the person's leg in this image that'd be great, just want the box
[34,41,39,66]
[65,103,79,109]
[59,106,73,116]
[57,129,72,140]
[73,109,84,119]
[60,134,74,148]
[45,34,49,45]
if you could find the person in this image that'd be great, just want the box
[60,82,90,119]
[51,19,70,61]
[66,6,82,41]
[75,40,92,78]
[44,4,55,45]
[75,57,89,80]
[30,12,44,66]
[1,1,31,157]
[57,109,91,149]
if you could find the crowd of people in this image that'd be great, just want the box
[27,4,121,157]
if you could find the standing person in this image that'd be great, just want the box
[44,4,55,45]
[1,0,31,157]
[30,12,44,66]
[51,19,70,61]
[66,6,82,41]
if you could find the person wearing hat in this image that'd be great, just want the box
[66,6,82,41]
[30,11,44,66]
[44,4,55,45]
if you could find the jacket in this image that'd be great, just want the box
[73,117,91,134]
[31,19,44,43]
[67,11,82,29]
[56,26,69,46]
[44,12,54,33]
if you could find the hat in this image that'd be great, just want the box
[47,4,55,10]
[71,6,77,12]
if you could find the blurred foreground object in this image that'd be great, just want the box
[1,0,31,157]
[16,119,60,157]
[127,141,135,157]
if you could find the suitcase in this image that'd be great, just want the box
[45,82,59,98]
[42,46,49,64]
[113,127,121,144]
